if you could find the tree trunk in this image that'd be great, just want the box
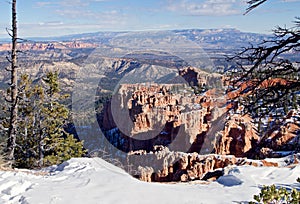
[37,107,44,167]
[7,0,18,165]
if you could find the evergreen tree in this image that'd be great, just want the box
[14,72,86,168]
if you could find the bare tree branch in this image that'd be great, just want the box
[245,0,267,14]
[227,19,300,117]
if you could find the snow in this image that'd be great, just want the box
[217,175,243,187]
[0,157,299,204]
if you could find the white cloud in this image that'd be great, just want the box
[18,13,128,37]
[38,21,64,26]
[59,0,89,7]
[36,0,119,21]
[36,0,108,8]
[31,0,127,37]
[36,2,56,7]
[55,8,126,24]
[167,0,244,16]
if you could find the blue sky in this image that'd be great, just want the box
[0,0,299,38]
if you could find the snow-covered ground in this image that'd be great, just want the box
[0,157,299,204]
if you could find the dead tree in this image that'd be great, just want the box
[226,1,300,116]
[245,0,267,14]
[6,0,18,165]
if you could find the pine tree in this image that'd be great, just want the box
[14,72,86,168]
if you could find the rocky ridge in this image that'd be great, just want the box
[130,146,300,182]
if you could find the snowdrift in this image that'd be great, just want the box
[0,156,299,204]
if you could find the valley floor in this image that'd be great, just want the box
[0,156,299,204]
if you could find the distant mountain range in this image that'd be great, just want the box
[0,28,269,49]
[0,29,272,75]
[0,28,275,74]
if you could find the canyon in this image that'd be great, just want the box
[96,67,299,182]
[0,29,299,183]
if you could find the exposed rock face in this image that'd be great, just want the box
[257,110,300,158]
[214,114,259,157]
[179,66,223,90]
[214,108,300,159]
[100,69,299,159]
[225,76,300,159]
[226,78,295,100]
[100,82,224,153]
[101,78,266,158]
[131,147,283,182]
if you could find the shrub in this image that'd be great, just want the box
[250,179,300,204]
